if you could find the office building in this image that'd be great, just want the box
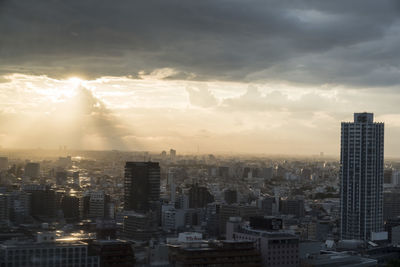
[340,113,384,240]
[124,162,160,213]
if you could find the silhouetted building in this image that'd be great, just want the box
[249,216,283,231]
[24,185,56,219]
[340,113,384,240]
[0,157,8,171]
[384,169,393,184]
[224,189,237,204]
[88,239,134,267]
[188,184,214,208]
[60,195,80,222]
[124,162,160,213]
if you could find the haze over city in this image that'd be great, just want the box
[2,1,400,156]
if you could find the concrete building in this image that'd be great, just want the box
[162,208,185,231]
[340,113,384,240]
[0,232,99,267]
[226,217,299,267]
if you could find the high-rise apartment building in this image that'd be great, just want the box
[340,112,384,240]
[124,162,160,212]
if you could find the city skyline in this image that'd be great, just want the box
[2,1,400,156]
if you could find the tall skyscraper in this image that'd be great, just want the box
[340,113,384,240]
[124,162,160,212]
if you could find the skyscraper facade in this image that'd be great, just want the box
[340,113,384,240]
[124,162,160,212]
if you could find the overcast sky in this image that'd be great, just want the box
[1,0,400,156]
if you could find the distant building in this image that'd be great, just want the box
[170,149,176,160]
[384,169,393,184]
[124,162,160,213]
[82,191,111,220]
[73,171,80,186]
[188,184,214,208]
[56,171,68,186]
[8,191,30,224]
[24,162,40,179]
[0,157,8,171]
[340,113,384,240]
[219,204,262,234]
[0,194,9,224]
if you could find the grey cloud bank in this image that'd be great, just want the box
[1,0,400,86]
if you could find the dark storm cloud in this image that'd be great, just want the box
[1,0,400,86]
